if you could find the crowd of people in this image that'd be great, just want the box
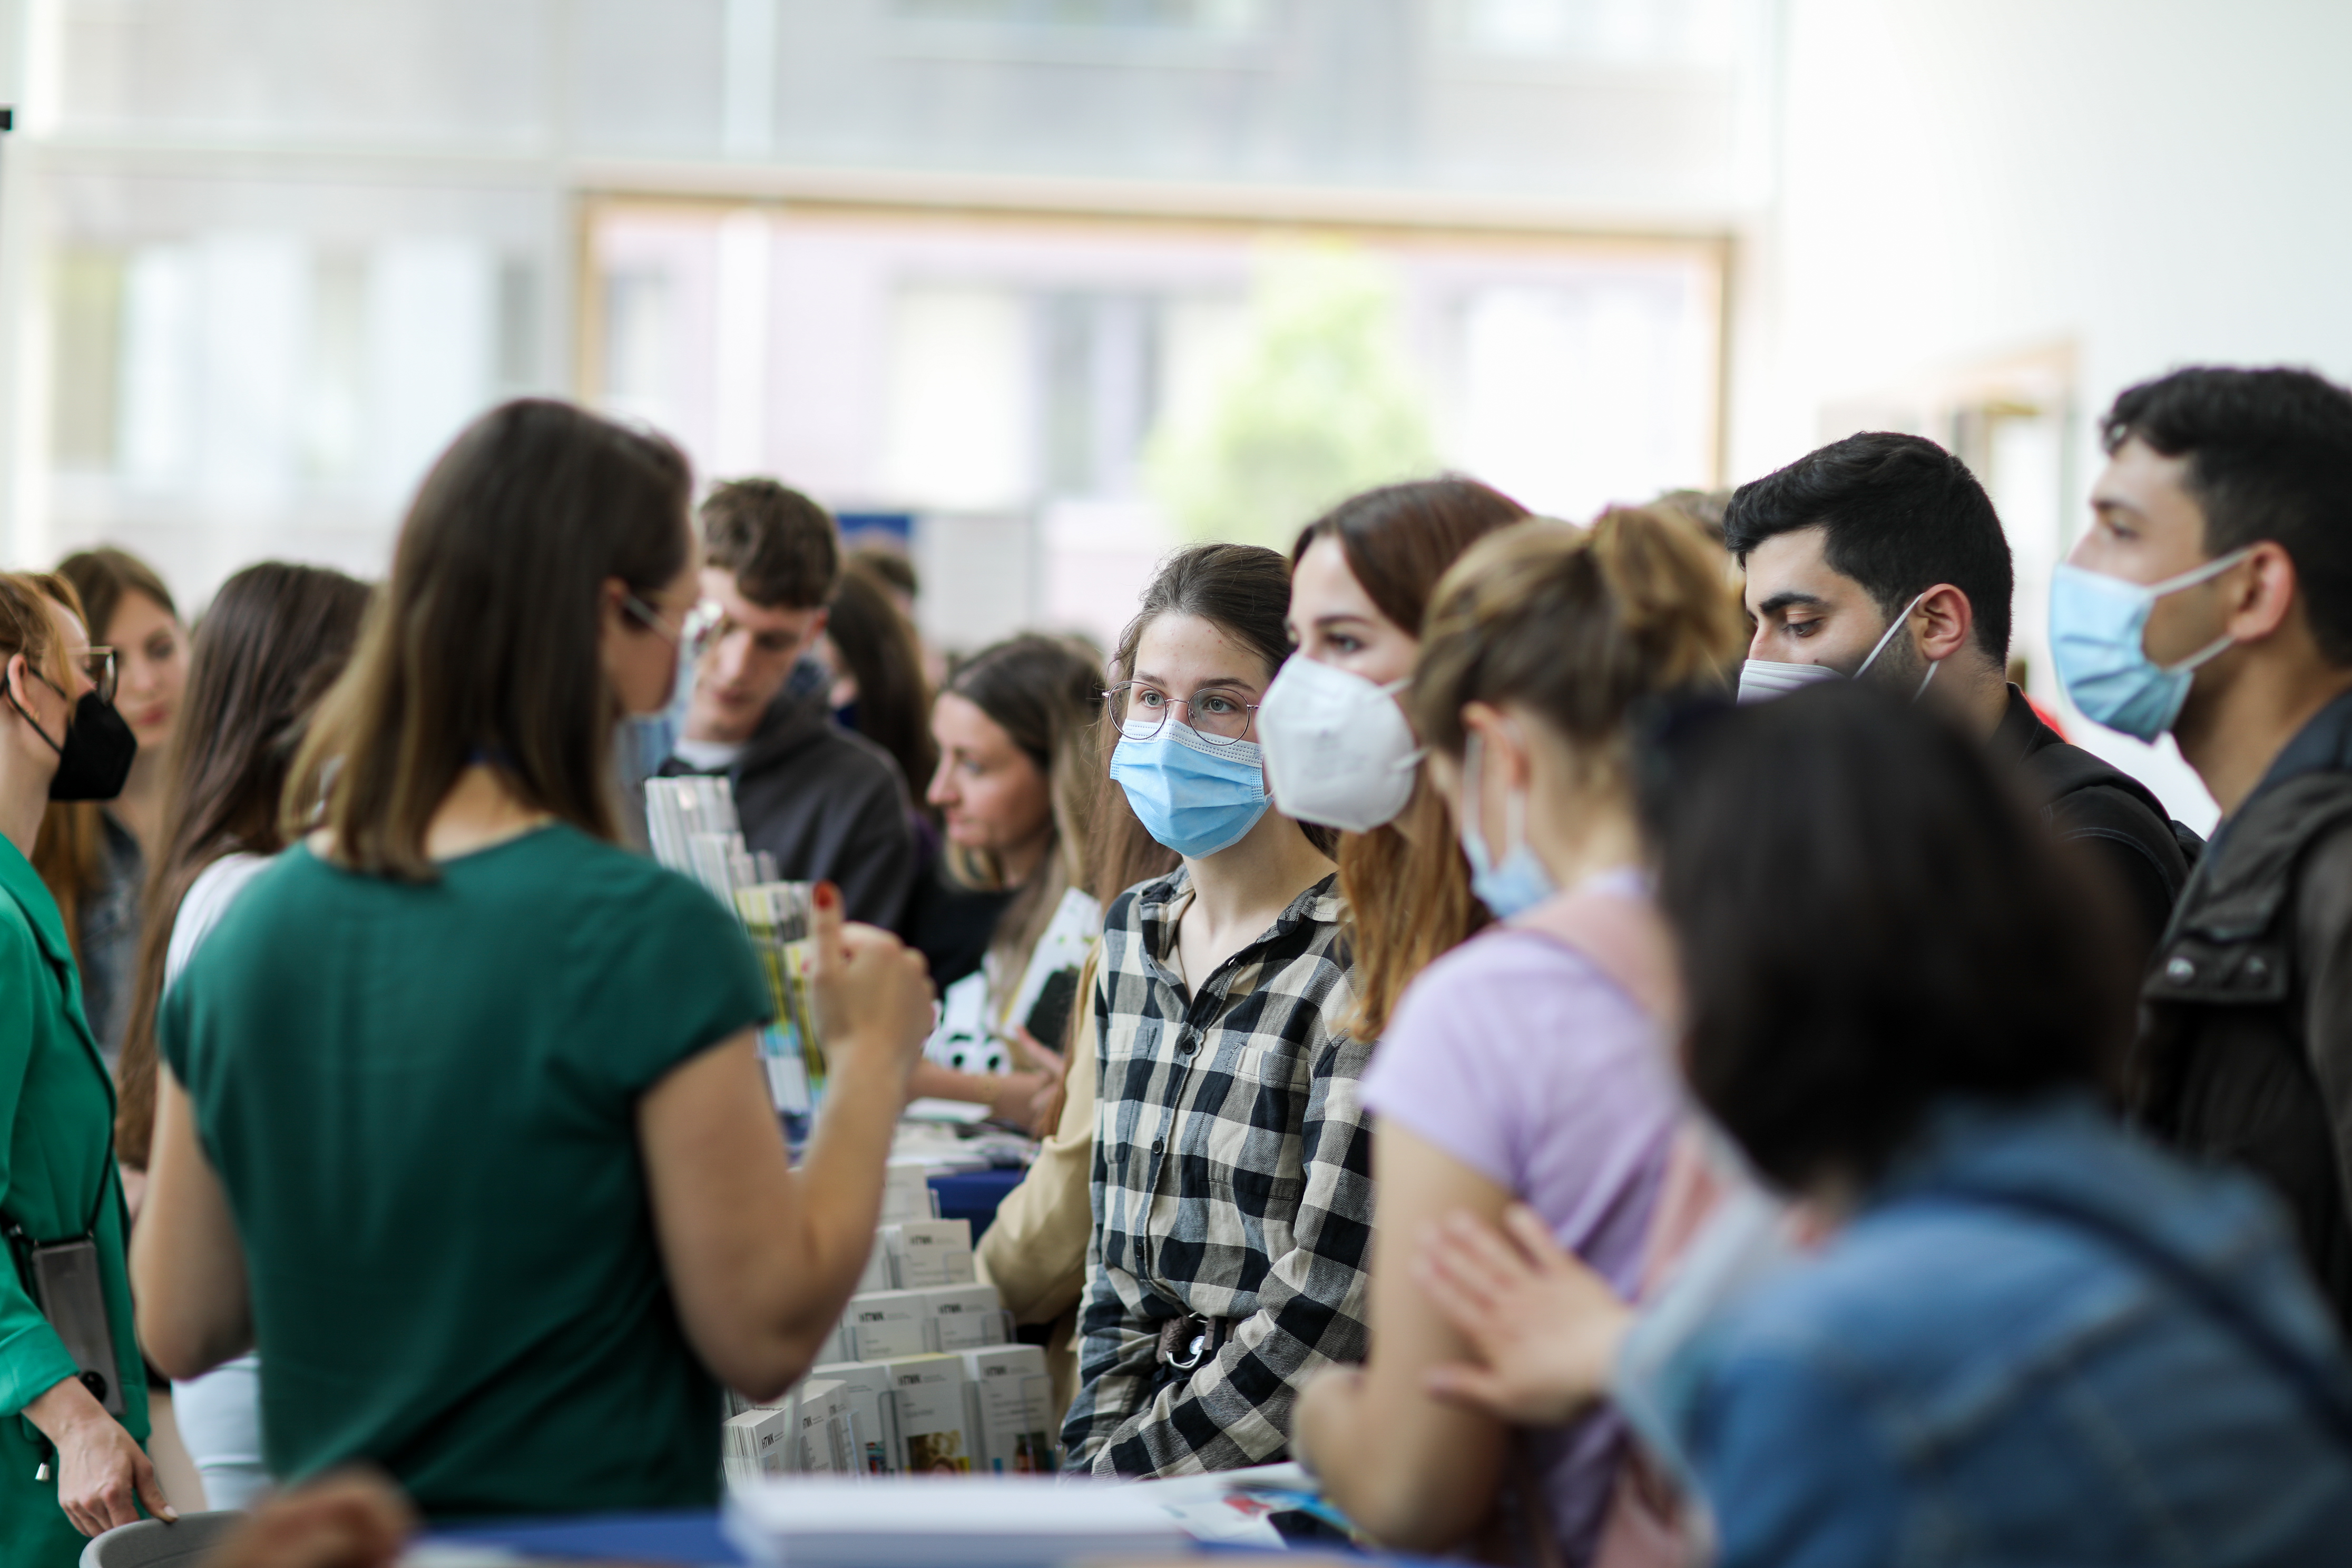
[5,364,2352,1567]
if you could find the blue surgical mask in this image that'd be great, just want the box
[2050,548,2252,742]
[622,634,698,783]
[1459,732,1556,919]
[1109,722,1272,859]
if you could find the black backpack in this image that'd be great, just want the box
[2024,741,2206,896]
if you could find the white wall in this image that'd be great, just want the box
[1734,0,2352,826]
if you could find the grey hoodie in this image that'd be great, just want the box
[657,663,917,928]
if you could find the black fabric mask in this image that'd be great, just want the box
[8,683,138,801]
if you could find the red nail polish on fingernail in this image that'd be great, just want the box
[815,881,838,908]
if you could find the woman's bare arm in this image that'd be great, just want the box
[132,1066,254,1379]
[639,885,933,1400]
[1416,1203,1632,1426]
[1292,1123,1512,1552]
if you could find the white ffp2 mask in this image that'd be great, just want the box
[1257,653,1424,834]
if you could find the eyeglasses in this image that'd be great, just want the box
[77,647,116,705]
[624,596,723,665]
[29,646,116,709]
[1103,681,1259,747]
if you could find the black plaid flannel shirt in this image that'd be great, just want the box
[1059,868,1374,1476]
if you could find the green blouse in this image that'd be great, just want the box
[0,839,148,1568]
[161,826,771,1518]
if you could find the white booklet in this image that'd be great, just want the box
[723,1478,1188,1568]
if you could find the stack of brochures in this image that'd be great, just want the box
[732,881,822,1109]
[724,1476,1188,1568]
[645,775,778,897]
[724,1343,1051,1482]
[646,776,823,1114]
[724,1212,1052,1479]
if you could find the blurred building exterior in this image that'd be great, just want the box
[0,0,1764,649]
[3,0,2346,828]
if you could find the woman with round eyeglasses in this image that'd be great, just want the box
[1059,542,1371,1478]
[0,570,169,1564]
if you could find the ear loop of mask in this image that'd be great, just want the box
[1378,677,1429,776]
[2150,546,2260,673]
[1855,591,1943,700]
[1463,729,1527,865]
[3,660,64,756]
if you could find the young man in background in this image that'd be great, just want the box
[664,479,918,927]
[1726,430,2192,965]
[2061,366,2352,1332]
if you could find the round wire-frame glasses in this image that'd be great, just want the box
[1102,680,1259,746]
[77,647,117,705]
[625,595,723,665]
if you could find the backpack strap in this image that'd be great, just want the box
[2023,740,2200,894]
[1506,879,1680,1030]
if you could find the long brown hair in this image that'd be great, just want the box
[114,563,373,1167]
[939,635,1109,975]
[1289,477,1529,1039]
[286,400,692,878]
[830,558,939,820]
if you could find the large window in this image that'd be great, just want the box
[584,199,1724,653]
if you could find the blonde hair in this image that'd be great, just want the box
[1412,507,1748,772]
[938,635,1107,979]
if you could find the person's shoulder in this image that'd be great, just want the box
[1106,869,1182,932]
[0,884,39,965]
[533,826,733,917]
[194,844,331,926]
[1712,1160,2170,1431]
[747,710,907,799]
[1391,926,1644,1036]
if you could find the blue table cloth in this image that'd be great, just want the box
[927,1168,1025,1240]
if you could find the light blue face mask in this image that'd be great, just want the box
[2049,548,2252,742]
[1109,722,1272,859]
[1459,732,1556,919]
[622,632,698,783]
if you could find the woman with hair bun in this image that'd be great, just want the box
[1295,508,1748,1562]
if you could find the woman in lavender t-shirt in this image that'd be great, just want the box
[1295,507,1747,1563]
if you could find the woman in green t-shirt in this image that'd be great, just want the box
[130,401,936,1518]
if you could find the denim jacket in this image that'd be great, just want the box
[1660,1095,2352,1567]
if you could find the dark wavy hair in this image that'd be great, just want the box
[1640,682,2132,1191]
[2102,366,2352,667]
[1722,431,2013,662]
[829,558,938,816]
[115,563,373,1166]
